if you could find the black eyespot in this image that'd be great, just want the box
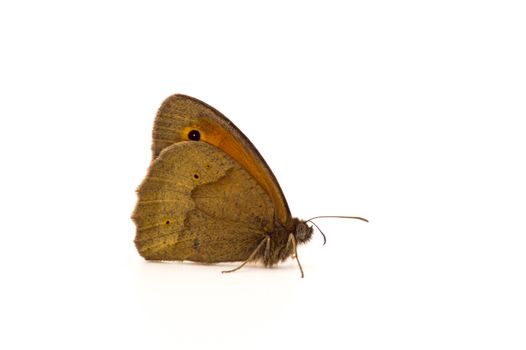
[193,174,199,179]
[188,130,200,141]
[165,220,170,225]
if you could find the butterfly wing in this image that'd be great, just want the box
[132,141,275,262]
[151,94,293,229]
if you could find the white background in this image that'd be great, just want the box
[1,1,525,349]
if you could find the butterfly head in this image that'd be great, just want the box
[295,221,314,244]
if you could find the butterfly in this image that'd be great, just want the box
[132,94,366,277]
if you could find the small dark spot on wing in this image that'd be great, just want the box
[188,130,201,141]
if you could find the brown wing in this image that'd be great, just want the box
[151,94,293,229]
[132,141,275,262]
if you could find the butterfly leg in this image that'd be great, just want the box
[287,233,304,278]
[221,236,270,275]
[264,235,271,260]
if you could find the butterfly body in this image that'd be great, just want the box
[132,94,313,272]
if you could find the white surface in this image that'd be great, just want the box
[1,1,525,349]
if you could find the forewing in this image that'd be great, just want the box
[151,94,293,228]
